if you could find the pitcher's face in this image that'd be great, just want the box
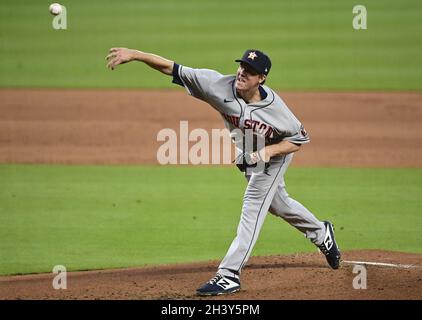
[235,62,266,91]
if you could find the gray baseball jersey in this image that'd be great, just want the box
[172,64,310,148]
[172,63,325,278]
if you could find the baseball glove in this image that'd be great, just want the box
[233,150,271,175]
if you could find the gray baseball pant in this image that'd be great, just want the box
[218,153,325,278]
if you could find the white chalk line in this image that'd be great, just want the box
[342,260,418,269]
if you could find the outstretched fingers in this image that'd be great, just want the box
[105,47,133,70]
[105,52,115,61]
[107,58,120,70]
[106,48,121,70]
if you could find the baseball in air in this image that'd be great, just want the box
[49,3,63,15]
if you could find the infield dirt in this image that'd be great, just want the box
[1,90,421,167]
[0,250,421,300]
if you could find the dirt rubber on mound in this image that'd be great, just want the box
[0,250,421,300]
[1,89,421,167]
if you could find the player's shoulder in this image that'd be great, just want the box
[257,84,282,107]
[208,74,236,89]
[219,74,237,84]
[207,75,236,100]
[262,86,287,107]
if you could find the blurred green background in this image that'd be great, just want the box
[0,0,421,89]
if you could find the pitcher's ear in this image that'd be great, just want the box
[259,75,267,84]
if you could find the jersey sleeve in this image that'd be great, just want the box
[283,125,310,145]
[172,63,223,102]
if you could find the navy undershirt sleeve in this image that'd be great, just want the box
[172,63,183,87]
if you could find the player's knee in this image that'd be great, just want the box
[269,197,295,218]
[269,205,289,218]
[269,206,283,217]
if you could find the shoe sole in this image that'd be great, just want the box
[196,287,240,297]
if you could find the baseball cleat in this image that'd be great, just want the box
[317,221,341,269]
[196,273,241,296]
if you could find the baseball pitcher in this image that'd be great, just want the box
[106,48,341,296]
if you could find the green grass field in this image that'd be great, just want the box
[1,0,422,90]
[1,164,421,276]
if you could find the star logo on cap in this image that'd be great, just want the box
[248,51,258,60]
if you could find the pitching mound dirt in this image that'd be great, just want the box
[1,250,421,300]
